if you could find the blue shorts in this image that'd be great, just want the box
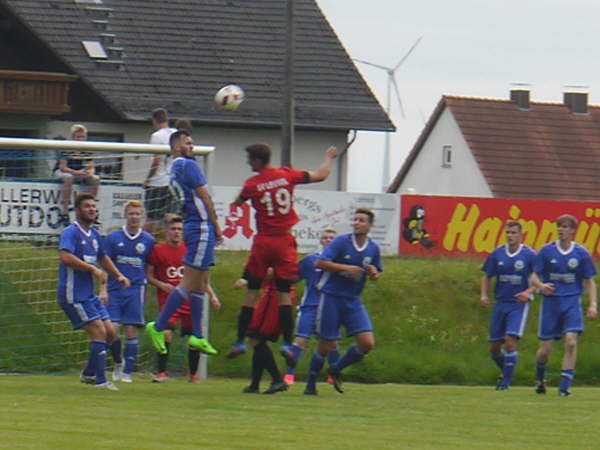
[316,293,372,341]
[183,222,215,270]
[107,285,146,326]
[538,295,583,340]
[488,301,530,342]
[58,296,110,330]
[295,304,318,339]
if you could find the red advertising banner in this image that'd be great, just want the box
[399,195,600,258]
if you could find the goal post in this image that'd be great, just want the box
[0,137,214,379]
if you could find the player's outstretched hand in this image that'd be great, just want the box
[326,146,338,159]
[587,306,598,320]
[540,283,555,296]
[233,278,248,290]
[118,275,131,290]
[92,267,107,284]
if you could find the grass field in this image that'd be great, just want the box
[2,375,599,449]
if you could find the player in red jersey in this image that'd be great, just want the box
[233,270,296,394]
[228,143,338,365]
[146,215,220,383]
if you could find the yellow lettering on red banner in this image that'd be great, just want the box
[473,217,502,253]
[443,203,479,251]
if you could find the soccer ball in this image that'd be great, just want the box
[214,84,244,111]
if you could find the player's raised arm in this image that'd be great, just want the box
[306,146,338,183]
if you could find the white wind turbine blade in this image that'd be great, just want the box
[353,58,392,72]
[393,36,423,71]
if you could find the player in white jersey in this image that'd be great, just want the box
[57,193,130,390]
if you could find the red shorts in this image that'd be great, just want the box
[246,283,281,342]
[244,233,298,281]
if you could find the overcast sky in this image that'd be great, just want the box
[316,0,600,192]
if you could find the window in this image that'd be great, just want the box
[442,145,452,168]
[0,129,38,179]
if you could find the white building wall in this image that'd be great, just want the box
[45,121,347,191]
[398,108,492,197]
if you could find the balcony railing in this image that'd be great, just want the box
[0,70,78,114]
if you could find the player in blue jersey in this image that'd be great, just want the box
[304,209,382,395]
[283,228,338,386]
[103,200,155,383]
[146,130,222,356]
[480,221,537,390]
[57,193,130,391]
[531,214,597,396]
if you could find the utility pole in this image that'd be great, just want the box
[281,0,295,167]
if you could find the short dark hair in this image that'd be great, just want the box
[152,108,169,124]
[556,214,578,229]
[75,192,95,209]
[174,118,192,133]
[245,143,271,165]
[505,220,522,231]
[169,130,190,148]
[355,208,375,224]
[167,215,183,226]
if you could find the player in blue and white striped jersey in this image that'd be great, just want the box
[304,209,383,395]
[104,200,155,383]
[480,221,537,390]
[57,193,130,391]
[531,214,597,396]
[146,130,222,356]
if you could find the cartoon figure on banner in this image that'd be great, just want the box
[402,204,433,248]
[223,202,254,239]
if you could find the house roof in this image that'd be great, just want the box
[387,94,600,201]
[0,0,393,131]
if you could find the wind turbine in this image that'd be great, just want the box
[354,36,422,191]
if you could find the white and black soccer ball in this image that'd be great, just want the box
[214,84,244,111]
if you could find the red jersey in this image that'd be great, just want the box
[147,241,186,307]
[240,167,308,235]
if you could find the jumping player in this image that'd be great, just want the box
[57,193,130,391]
[228,143,338,366]
[480,221,536,390]
[532,214,597,396]
[146,215,221,383]
[103,200,155,383]
[284,228,339,385]
[146,130,222,356]
[305,208,382,395]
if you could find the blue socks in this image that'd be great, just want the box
[560,369,574,393]
[190,292,205,338]
[286,344,304,375]
[491,351,505,370]
[90,341,107,384]
[124,338,138,374]
[155,287,189,331]
[306,351,326,389]
[328,347,340,366]
[500,351,517,387]
[110,338,122,364]
[331,345,364,372]
[536,361,547,383]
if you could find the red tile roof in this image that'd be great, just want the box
[388,95,600,201]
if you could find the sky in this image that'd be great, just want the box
[316,0,600,193]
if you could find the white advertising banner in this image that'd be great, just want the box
[213,186,400,255]
[0,181,142,234]
[0,181,400,255]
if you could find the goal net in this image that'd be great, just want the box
[0,137,213,376]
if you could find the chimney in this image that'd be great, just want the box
[563,85,588,114]
[510,83,530,110]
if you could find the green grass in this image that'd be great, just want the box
[1,375,599,449]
